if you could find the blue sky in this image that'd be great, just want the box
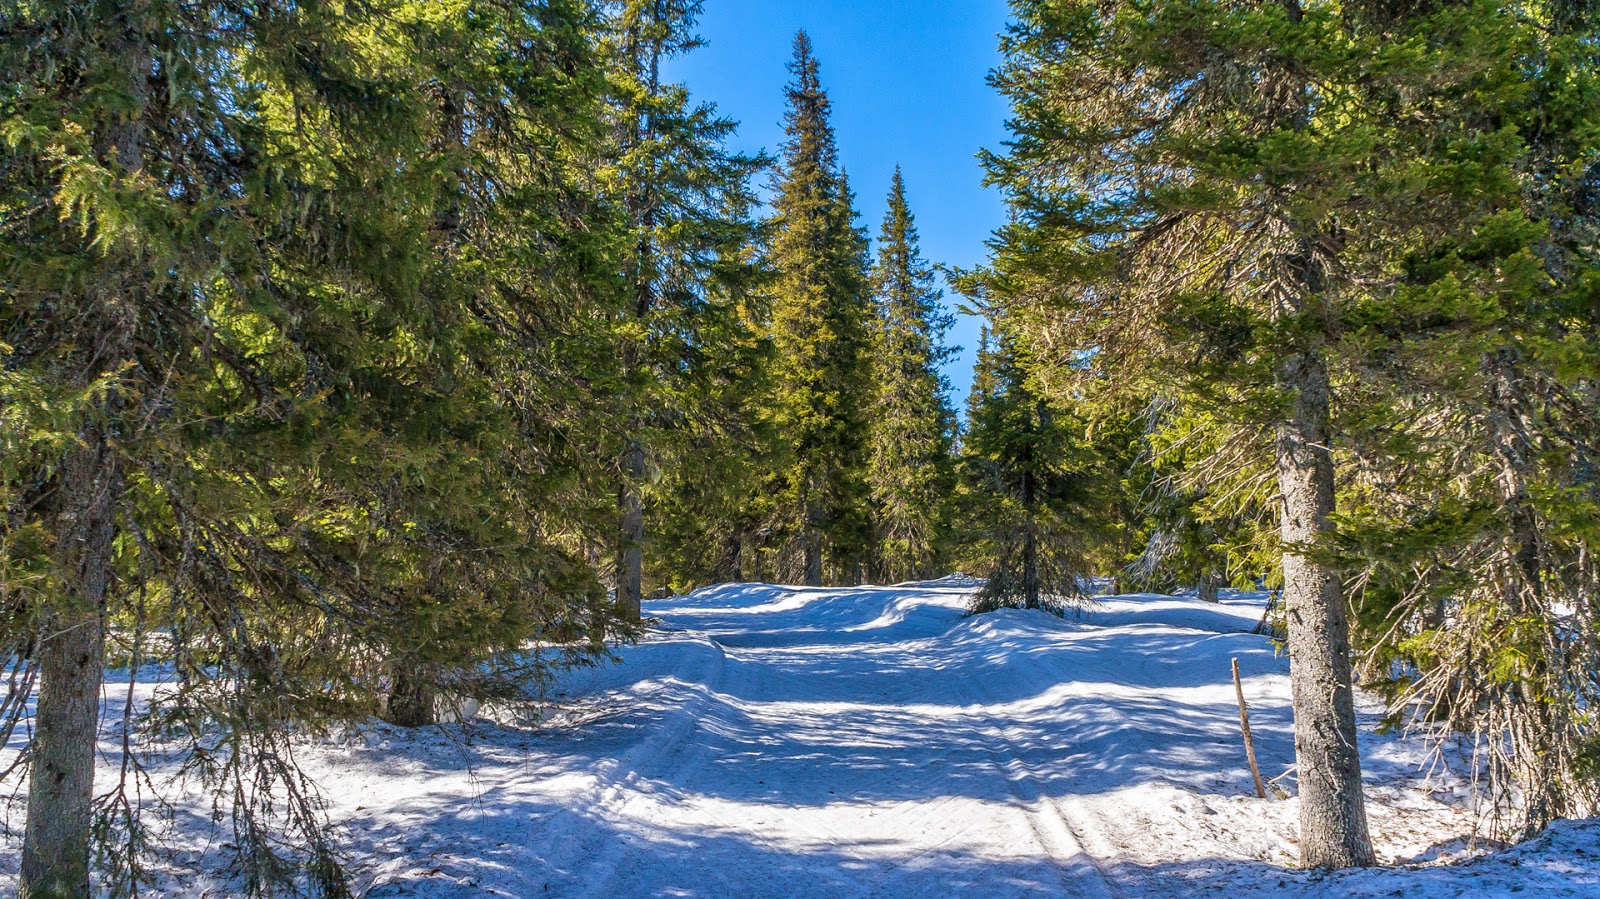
[665,0,1014,409]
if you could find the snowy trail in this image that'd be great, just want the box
[315,580,1596,898]
[337,581,1383,897]
[6,580,1595,898]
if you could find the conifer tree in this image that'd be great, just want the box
[2,1,622,891]
[867,169,957,582]
[646,184,780,591]
[1331,4,1600,835]
[978,0,1380,866]
[363,0,624,728]
[765,32,874,586]
[955,321,1112,612]
[978,0,1600,861]
[601,0,766,620]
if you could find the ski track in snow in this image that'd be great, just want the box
[2,580,1597,897]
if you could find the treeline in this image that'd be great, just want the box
[964,0,1600,873]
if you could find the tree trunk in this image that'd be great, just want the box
[1276,350,1375,869]
[22,22,145,894]
[1197,572,1222,604]
[21,432,117,899]
[617,439,645,622]
[382,666,437,729]
[802,536,823,587]
[1021,468,1040,611]
[1487,355,1559,830]
[802,477,825,587]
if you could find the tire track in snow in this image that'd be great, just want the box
[564,629,866,899]
[949,638,1124,899]
[524,629,733,891]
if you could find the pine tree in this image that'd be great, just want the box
[867,169,957,582]
[362,0,625,729]
[600,0,766,620]
[1,1,623,891]
[765,32,874,587]
[978,0,1600,860]
[646,184,780,591]
[956,324,1110,612]
[1331,4,1600,836]
[978,0,1380,866]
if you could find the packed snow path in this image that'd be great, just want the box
[9,581,1592,896]
[329,581,1594,898]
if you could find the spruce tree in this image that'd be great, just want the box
[1,1,622,891]
[867,169,957,582]
[1331,4,1600,835]
[765,32,874,586]
[956,323,1108,612]
[362,0,624,728]
[646,184,780,591]
[978,0,1380,866]
[600,0,766,620]
[979,0,1600,860]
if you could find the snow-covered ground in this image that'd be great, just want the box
[2,581,1596,897]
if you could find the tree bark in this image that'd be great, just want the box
[802,477,825,587]
[22,17,145,892]
[617,440,646,622]
[1197,573,1222,604]
[1276,350,1375,869]
[21,430,118,899]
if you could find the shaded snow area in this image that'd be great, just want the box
[3,581,1598,897]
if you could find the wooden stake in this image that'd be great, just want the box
[1233,657,1269,799]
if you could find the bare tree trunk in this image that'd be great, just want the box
[1197,573,1222,604]
[802,478,825,587]
[21,427,118,899]
[1276,350,1375,869]
[22,20,145,893]
[617,440,645,622]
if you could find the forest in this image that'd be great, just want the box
[2,0,1598,896]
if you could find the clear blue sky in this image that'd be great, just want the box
[665,0,1014,410]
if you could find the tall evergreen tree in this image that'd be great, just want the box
[978,0,1600,861]
[978,0,1382,866]
[1332,4,1600,835]
[366,0,624,729]
[955,323,1109,612]
[867,169,957,582]
[765,32,873,586]
[601,0,766,620]
[645,183,780,592]
[1,1,622,891]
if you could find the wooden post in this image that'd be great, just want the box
[1233,657,1269,799]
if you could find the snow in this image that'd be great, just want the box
[3,580,1596,897]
